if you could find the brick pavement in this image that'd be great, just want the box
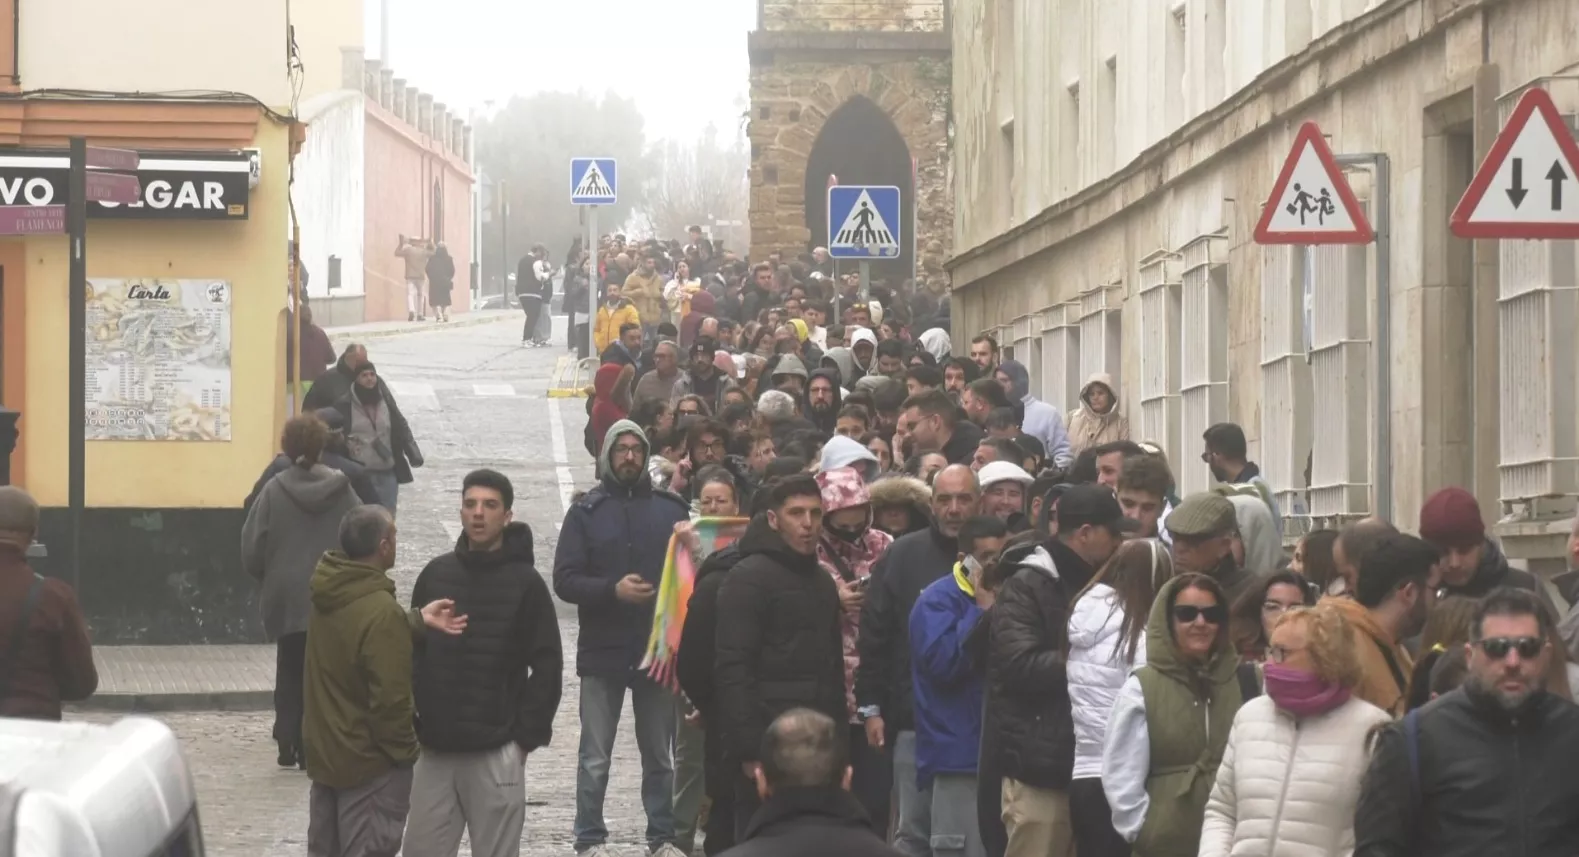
[89,645,274,711]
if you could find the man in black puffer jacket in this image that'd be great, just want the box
[678,539,746,855]
[856,463,980,857]
[984,485,1130,857]
[716,475,847,840]
[404,469,563,857]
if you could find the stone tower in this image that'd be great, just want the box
[747,0,953,289]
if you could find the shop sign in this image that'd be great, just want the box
[0,150,252,220]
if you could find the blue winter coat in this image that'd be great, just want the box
[552,419,690,676]
[908,568,986,789]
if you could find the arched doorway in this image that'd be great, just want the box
[804,96,914,284]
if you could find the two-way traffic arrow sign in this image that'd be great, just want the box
[1451,87,1579,239]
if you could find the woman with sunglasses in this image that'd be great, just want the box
[1067,540,1177,857]
[1102,573,1256,857]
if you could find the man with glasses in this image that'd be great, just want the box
[1355,587,1579,856]
[553,419,692,857]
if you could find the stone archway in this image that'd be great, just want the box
[804,96,914,282]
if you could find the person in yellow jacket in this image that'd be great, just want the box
[594,282,642,354]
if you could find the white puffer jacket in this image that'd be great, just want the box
[1199,694,1390,857]
[1066,584,1146,779]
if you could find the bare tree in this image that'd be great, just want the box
[643,123,749,245]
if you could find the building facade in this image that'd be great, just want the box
[949,0,1579,572]
[1,0,302,640]
[747,0,954,287]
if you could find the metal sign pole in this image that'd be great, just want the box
[859,260,870,305]
[67,137,86,590]
[586,205,598,359]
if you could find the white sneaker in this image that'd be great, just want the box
[652,844,688,857]
[579,846,617,857]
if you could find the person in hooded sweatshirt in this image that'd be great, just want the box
[857,464,982,857]
[869,474,934,538]
[1065,373,1130,457]
[984,485,1132,857]
[849,327,879,385]
[242,414,365,769]
[680,288,717,351]
[822,347,859,391]
[816,466,898,836]
[993,360,1073,469]
[403,470,564,857]
[807,368,845,434]
[554,420,692,856]
[715,474,849,840]
[819,435,881,483]
[590,362,635,450]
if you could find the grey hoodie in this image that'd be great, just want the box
[241,463,362,640]
[821,348,858,388]
[849,327,878,373]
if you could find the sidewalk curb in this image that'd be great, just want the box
[76,690,273,713]
[327,311,516,342]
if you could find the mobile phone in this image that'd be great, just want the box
[853,576,872,591]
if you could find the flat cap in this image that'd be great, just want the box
[1165,492,1238,539]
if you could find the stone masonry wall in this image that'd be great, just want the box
[761,0,946,32]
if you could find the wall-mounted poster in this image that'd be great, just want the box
[85,278,232,441]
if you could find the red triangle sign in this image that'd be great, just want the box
[1254,121,1374,245]
[1451,87,1579,239]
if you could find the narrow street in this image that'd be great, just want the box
[75,316,662,857]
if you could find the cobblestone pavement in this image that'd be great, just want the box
[72,317,667,856]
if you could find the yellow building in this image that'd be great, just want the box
[1,0,302,641]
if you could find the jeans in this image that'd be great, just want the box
[273,632,306,754]
[932,774,985,857]
[365,469,398,517]
[893,730,932,857]
[673,704,707,854]
[1068,778,1129,857]
[574,671,677,852]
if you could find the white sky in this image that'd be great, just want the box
[367,0,756,142]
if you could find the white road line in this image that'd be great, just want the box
[440,520,463,545]
[545,399,577,515]
[472,382,516,397]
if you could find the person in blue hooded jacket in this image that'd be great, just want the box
[553,418,692,857]
[994,360,1073,469]
[909,515,1010,857]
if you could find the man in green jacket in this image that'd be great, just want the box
[303,505,464,857]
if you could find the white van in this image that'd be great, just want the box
[0,716,204,857]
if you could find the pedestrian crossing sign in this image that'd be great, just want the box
[570,158,617,205]
[827,185,902,259]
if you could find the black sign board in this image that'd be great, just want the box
[0,149,252,220]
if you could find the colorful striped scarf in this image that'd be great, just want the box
[641,516,750,689]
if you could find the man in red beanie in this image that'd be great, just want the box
[1419,487,1556,612]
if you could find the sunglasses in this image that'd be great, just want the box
[1172,604,1228,625]
[1476,636,1545,660]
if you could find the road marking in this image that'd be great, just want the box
[441,520,463,545]
[472,383,516,397]
[546,399,577,515]
[386,381,438,410]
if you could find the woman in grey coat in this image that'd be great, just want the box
[241,413,362,769]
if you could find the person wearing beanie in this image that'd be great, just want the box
[1419,487,1556,610]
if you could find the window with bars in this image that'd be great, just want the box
[1139,252,1182,465]
[1498,238,1577,501]
[1307,241,1371,517]
[1078,282,1123,387]
[1259,246,1312,521]
[1040,302,1083,414]
[1178,233,1228,497]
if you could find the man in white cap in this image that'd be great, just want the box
[978,460,1034,531]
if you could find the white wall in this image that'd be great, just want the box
[292,91,366,298]
[19,0,290,105]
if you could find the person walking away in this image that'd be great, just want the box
[403,470,564,857]
[245,408,380,511]
[242,414,363,768]
[0,486,96,720]
[554,420,692,857]
[396,236,435,322]
[589,363,635,449]
[1066,539,1176,857]
[335,362,422,515]
[721,708,906,857]
[426,242,456,323]
[857,464,981,857]
[816,466,896,835]
[1066,374,1129,457]
[987,485,1132,857]
[910,516,1009,857]
[304,344,368,412]
[1322,532,1438,716]
[1355,588,1579,857]
[992,360,1072,468]
[594,283,642,355]
[676,467,750,855]
[1199,602,1389,857]
[716,475,848,839]
[625,253,666,341]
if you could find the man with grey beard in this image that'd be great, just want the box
[1354,587,1579,857]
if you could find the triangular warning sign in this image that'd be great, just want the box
[1451,87,1579,240]
[574,162,614,200]
[1253,121,1374,245]
[832,189,896,251]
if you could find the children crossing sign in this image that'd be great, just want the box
[569,158,617,205]
[828,185,901,259]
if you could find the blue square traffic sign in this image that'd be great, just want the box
[570,158,617,205]
[827,185,902,259]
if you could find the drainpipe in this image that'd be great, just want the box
[1335,152,1391,520]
